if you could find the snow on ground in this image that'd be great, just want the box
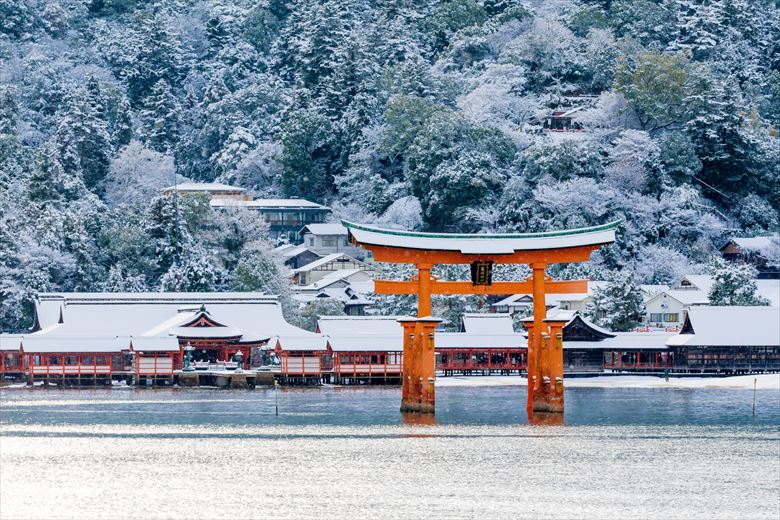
[435,374,780,390]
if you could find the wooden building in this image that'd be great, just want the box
[21,292,321,385]
[317,316,404,384]
[273,334,329,384]
[719,235,779,279]
[666,306,780,373]
[0,335,25,380]
[22,337,128,385]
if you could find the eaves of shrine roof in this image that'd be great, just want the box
[342,220,620,254]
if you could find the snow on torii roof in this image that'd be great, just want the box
[342,220,620,254]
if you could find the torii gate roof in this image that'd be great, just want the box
[342,220,619,255]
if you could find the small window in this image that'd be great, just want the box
[649,313,663,322]
[664,313,679,322]
[322,238,337,247]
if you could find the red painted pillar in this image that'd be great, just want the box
[398,317,441,414]
[398,319,418,412]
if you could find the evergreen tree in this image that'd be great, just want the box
[140,80,180,153]
[159,249,226,292]
[125,14,183,105]
[278,108,342,197]
[54,88,112,189]
[586,272,646,331]
[708,256,770,306]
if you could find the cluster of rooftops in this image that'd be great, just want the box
[1,292,777,358]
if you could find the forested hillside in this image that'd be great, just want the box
[1,0,779,331]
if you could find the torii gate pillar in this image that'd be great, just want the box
[399,316,441,413]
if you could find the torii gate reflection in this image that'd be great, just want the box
[343,220,619,420]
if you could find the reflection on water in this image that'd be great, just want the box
[1,385,779,520]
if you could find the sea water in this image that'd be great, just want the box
[1,385,778,520]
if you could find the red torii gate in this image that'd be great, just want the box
[343,220,619,416]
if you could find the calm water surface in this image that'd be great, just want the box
[1,384,779,520]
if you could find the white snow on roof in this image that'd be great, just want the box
[130,337,180,352]
[21,336,129,353]
[163,182,245,193]
[293,269,374,291]
[344,220,617,254]
[0,334,23,351]
[756,280,780,307]
[169,326,244,339]
[566,332,673,350]
[436,332,527,349]
[327,334,402,352]
[317,315,405,336]
[728,235,778,253]
[491,281,605,308]
[292,253,361,273]
[274,334,328,352]
[667,307,780,347]
[33,293,310,344]
[300,223,348,236]
[461,313,514,335]
[281,245,315,259]
[210,198,330,210]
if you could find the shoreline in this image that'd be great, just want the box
[1,373,778,390]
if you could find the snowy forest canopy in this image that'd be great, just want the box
[1,0,779,331]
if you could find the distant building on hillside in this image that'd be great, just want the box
[161,182,332,241]
[719,235,779,279]
[543,107,584,132]
[211,198,331,241]
[291,253,374,286]
[161,182,250,200]
[299,223,367,260]
[272,244,321,270]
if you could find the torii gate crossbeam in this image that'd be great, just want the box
[343,220,619,417]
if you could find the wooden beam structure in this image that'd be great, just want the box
[343,219,619,417]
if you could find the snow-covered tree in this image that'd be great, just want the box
[707,256,770,306]
[586,272,646,331]
[159,249,226,292]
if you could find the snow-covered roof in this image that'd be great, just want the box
[274,334,328,352]
[436,332,527,349]
[667,307,780,347]
[491,281,607,308]
[21,336,128,353]
[211,198,328,209]
[169,326,244,339]
[33,293,311,344]
[130,337,180,352]
[281,245,316,259]
[0,334,23,351]
[722,235,778,254]
[343,220,619,254]
[291,253,363,273]
[300,223,348,236]
[673,275,714,293]
[162,182,245,193]
[292,269,373,291]
[756,280,780,307]
[565,332,673,350]
[461,313,514,335]
[317,315,404,336]
[649,278,778,308]
[327,334,401,352]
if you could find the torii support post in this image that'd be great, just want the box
[343,219,619,417]
[399,317,441,413]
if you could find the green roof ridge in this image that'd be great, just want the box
[341,220,621,240]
